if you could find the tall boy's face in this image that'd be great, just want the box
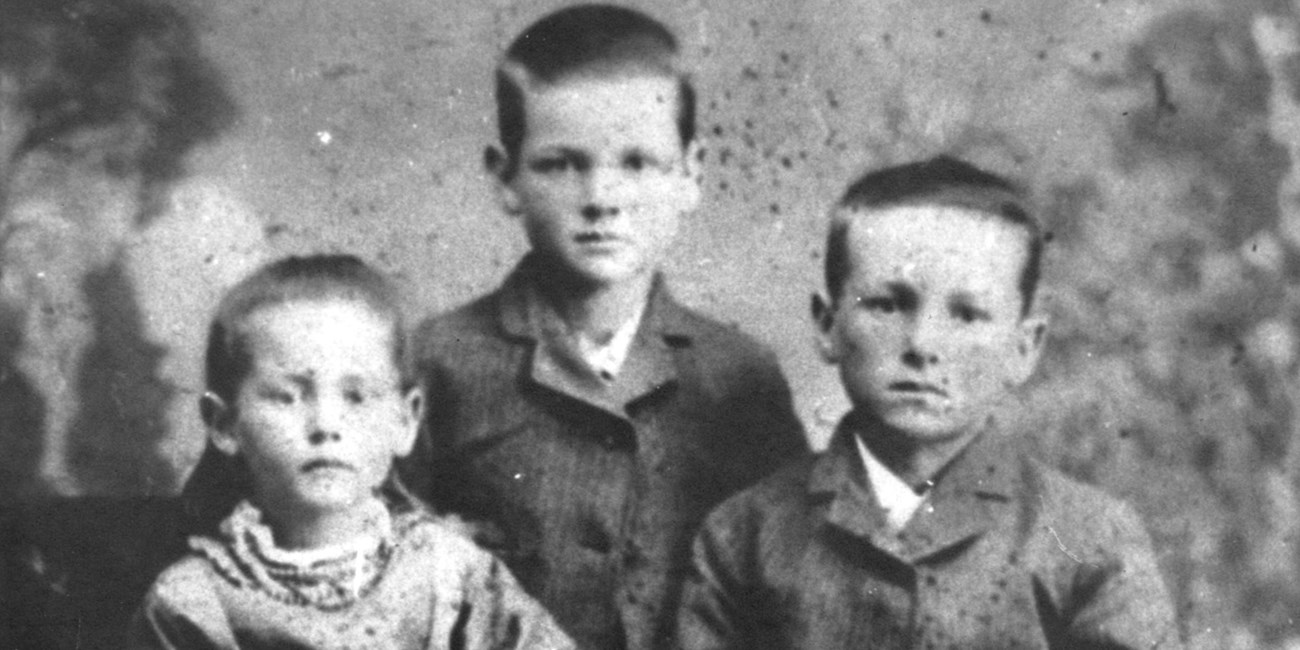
[209,299,420,521]
[816,205,1045,445]
[495,74,700,287]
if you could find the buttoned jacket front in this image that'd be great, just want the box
[399,259,807,650]
[677,420,1183,650]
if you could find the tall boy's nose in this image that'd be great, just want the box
[581,203,620,220]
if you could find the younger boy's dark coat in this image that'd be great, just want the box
[399,258,807,650]
[677,419,1183,650]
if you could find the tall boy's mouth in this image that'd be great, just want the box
[575,232,624,243]
[889,381,947,397]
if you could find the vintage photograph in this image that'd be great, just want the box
[0,0,1296,647]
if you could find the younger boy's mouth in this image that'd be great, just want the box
[888,381,947,397]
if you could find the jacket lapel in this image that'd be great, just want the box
[495,259,682,419]
[812,420,1020,566]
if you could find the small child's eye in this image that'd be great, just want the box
[261,387,297,405]
[343,388,367,406]
[624,153,648,172]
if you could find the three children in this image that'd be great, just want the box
[135,4,1183,649]
[674,157,1182,648]
[132,256,573,649]
[395,5,807,649]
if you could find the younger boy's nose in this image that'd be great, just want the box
[901,315,943,368]
[581,203,620,221]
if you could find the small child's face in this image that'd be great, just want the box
[496,74,700,287]
[209,299,420,521]
[815,204,1045,446]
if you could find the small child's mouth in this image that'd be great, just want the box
[301,458,356,473]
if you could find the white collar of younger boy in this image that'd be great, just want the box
[853,434,930,533]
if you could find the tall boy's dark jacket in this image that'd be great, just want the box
[677,418,1184,650]
[398,257,808,650]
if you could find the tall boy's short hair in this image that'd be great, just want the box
[204,254,411,404]
[494,4,696,178]
[825,155,1044,316]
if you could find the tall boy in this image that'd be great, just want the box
[676,156,1183,649]
[397,5,806,650]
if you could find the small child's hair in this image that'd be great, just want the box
[204,253,412,404]
[825,155,1043,316]
[494,3,695,178]
[183,254,418,534]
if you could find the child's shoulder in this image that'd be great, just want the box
[1022,457,1151,543]
[702,453,820,531]
[393,510,501,570]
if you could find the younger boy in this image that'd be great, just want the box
[676,157,1183,649]
[138,255,572,649]
[397,5,806,649]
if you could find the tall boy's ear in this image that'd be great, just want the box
[200,392,240,456]
[392,386,424,457]
[677,139,704,213]
[810,292,841,363]
[485,145,523,215]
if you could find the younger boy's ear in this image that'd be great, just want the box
[485,145,523,215]
[392,386,424,457]
[810,292,840,363]
[200,392,240,456]
[1010,314,1049,384]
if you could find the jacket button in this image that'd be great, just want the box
[578,524,613,554]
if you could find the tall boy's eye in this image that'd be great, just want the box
[858,296,897,314]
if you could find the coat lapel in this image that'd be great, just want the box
[494,258,682,420]
[813,419,1020,566]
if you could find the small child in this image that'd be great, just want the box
[131,255,573,649]
[397,5,807,649]
[676,157,1183,649]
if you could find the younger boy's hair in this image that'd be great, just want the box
[825,155,1044,316]
[494,3,696,179]
[204,253,412,405]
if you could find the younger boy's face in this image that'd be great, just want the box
[210,299,420,522]
[816,205,1045,446]
[495,74,700,288]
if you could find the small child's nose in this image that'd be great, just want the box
[308,430,342,445]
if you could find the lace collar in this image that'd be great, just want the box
[192,499,396,610]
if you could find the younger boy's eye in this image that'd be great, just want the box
[951,303,990,324]
[343,388,367,406]
[530,157,571,174]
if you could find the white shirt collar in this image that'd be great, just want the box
[853,434,929,532]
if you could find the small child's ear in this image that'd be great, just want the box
[199,392,240,456]
[393,386,424,457]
